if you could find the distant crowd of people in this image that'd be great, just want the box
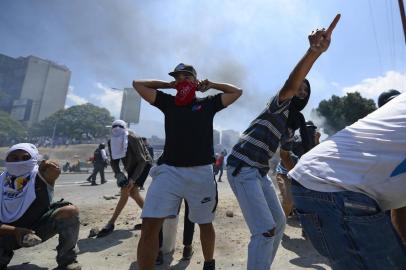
[2,135,110,148]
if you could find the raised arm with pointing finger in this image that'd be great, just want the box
[226,14,341,270]
[279,14,340,102]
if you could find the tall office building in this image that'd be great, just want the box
[0,54,71,126]
[213,129,220,146]
[120,87,141,124]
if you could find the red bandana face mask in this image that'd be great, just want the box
[175,80,197,106]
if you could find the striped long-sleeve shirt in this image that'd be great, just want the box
[227,93,291,176]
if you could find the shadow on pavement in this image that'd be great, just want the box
[129,261,138,270]
[78,229,133,253]
[286,215,302,228]
[129,252,181,270]
[281,234,330,270]
[8,263,48,270]
[79,183,99,187]
[170,258,191,270]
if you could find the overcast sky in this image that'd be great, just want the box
[1,0,405,137]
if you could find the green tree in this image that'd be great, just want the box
[30,103,114,139]
[316,92,376,135]
[0,111,28,146]
[0,91,13,112]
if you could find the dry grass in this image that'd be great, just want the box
[0,144,98,163]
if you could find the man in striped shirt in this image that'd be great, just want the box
[226,14,340,270]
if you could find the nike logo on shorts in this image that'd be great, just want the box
[201,197,212,204]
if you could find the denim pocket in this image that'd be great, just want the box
[340,191,381,218]
[234,167,258,182]
[344,211,406,269]
[296,211,333,261]
[343,210,385,223]
[342,199,379,218]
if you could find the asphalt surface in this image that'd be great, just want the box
[8,170,331,270]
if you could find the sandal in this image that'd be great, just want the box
[97,223,115,238]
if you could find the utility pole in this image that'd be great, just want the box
[399,0,406,44]
[51,123,57,147]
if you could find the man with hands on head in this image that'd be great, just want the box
[226,14,340,270]
[133,63,242,270]
[0,143,81,270]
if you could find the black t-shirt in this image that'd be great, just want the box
[94,148,104,164]
[153,90,225,166]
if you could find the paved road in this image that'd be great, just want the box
[54,171,234,206]
[8,171,331,270]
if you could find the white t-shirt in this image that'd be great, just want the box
[100,149,108,161]
[289,93,406,211]
[0,169,37,223]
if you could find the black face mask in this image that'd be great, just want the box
[286,79,312,152]
[289,79,311,112]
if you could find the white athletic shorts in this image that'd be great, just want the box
[141,164,218,224]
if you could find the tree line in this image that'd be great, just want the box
[0,103,113,146]
[0,91,397,146]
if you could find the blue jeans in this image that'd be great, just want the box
[227,166,286,270]
[291,179,406,270]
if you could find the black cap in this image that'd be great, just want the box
[378,89,401,108]
[99,143,105,149]
[168,63,197,78]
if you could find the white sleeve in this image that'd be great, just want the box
[101,149,108,160]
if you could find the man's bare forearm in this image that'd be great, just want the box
[133,80,172,90]
[280,49,321,101]
[211,82,242,94]
[0,224,16,236]
[280,150,296,171]
[279,14,340,101]
[286,49,320,89]
[392,207,406,245]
